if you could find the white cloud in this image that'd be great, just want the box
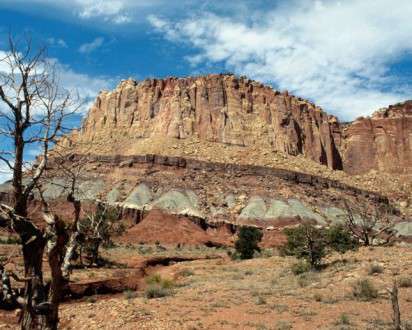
[0,162,12,184]
[0,0,174,25]
[147,15,168,30]
[75,0,131,23]
[0,49,112,115]
[47,37,68,48]
[0,48,113,184]
[149,0,412,119]
[78,37,104,54]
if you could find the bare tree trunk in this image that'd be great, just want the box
[62,232,80,278]
[20,231,46,329]
[390,280,401,330]
[43,215,67,330]
[62,196,81,279]
[13,132,27,217]
[0,205,66,330]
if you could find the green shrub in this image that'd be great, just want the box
[144,274,175,299]
[281,224,326,267]
[145,274,174,288]
[144,285,171,299]
[352,279,378,301]
[281,224,360,268]
[368,263,384,275]
[291,260,311,275]
[337,313,351,325]
[234,226,263,260]
[326,225,358,254]
[123,289,137,300]
[398,276,412,288]
[260,248,274,258]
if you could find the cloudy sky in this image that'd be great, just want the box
[0,0,411,182]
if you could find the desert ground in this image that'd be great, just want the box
[1,240,411,330]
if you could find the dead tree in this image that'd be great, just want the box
[0,204,67,329]
[61,193,82,278]
[343,201,396,246]
[41,146,121,275]
[388,280,402,330]
[383,278,404,330]
[78,202,121,266]
[41,148,90,279]
[0,34,78,329]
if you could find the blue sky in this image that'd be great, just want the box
[0,0,411,182]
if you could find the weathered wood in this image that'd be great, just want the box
[43,213,68,330]
[0,205,69,330]
[390,280,401,330]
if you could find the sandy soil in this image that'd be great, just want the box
[1,244,411,329]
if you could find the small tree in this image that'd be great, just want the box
[326,224,358,254]
[282,223,361,269]
[234,226,263,259]
[343,201,395,246]
[77,202,122,266]
[281,224,326,268]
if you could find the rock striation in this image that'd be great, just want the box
[78,74,412,175]
[342,101,412,174]
[81,74,343,170]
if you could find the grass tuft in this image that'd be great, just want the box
[368,263,384,275]
[144,274,175,299]
[398,276,412,288]
[352,279,378,301]
[291,260,311,275]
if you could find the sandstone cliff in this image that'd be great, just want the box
[342,101,412,174]
[3,75,411,244]
[81,74,343,170]
[77,74,411,176]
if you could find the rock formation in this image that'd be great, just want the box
[78,74,411,176]
[342,101,412,174]
[81,74,343,170]
[2,74,410,246]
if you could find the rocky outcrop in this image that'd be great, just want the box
[342,101,412,174]
[80,74,343,170]
[17,153,406,241]
[38,154,393,226]
[77,74,412,175]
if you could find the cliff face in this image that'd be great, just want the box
[342,101,412,174]
[79,74,411,175]
[3,75,410,242]
[81,74,343,170]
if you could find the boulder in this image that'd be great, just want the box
[394,222,412,237]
